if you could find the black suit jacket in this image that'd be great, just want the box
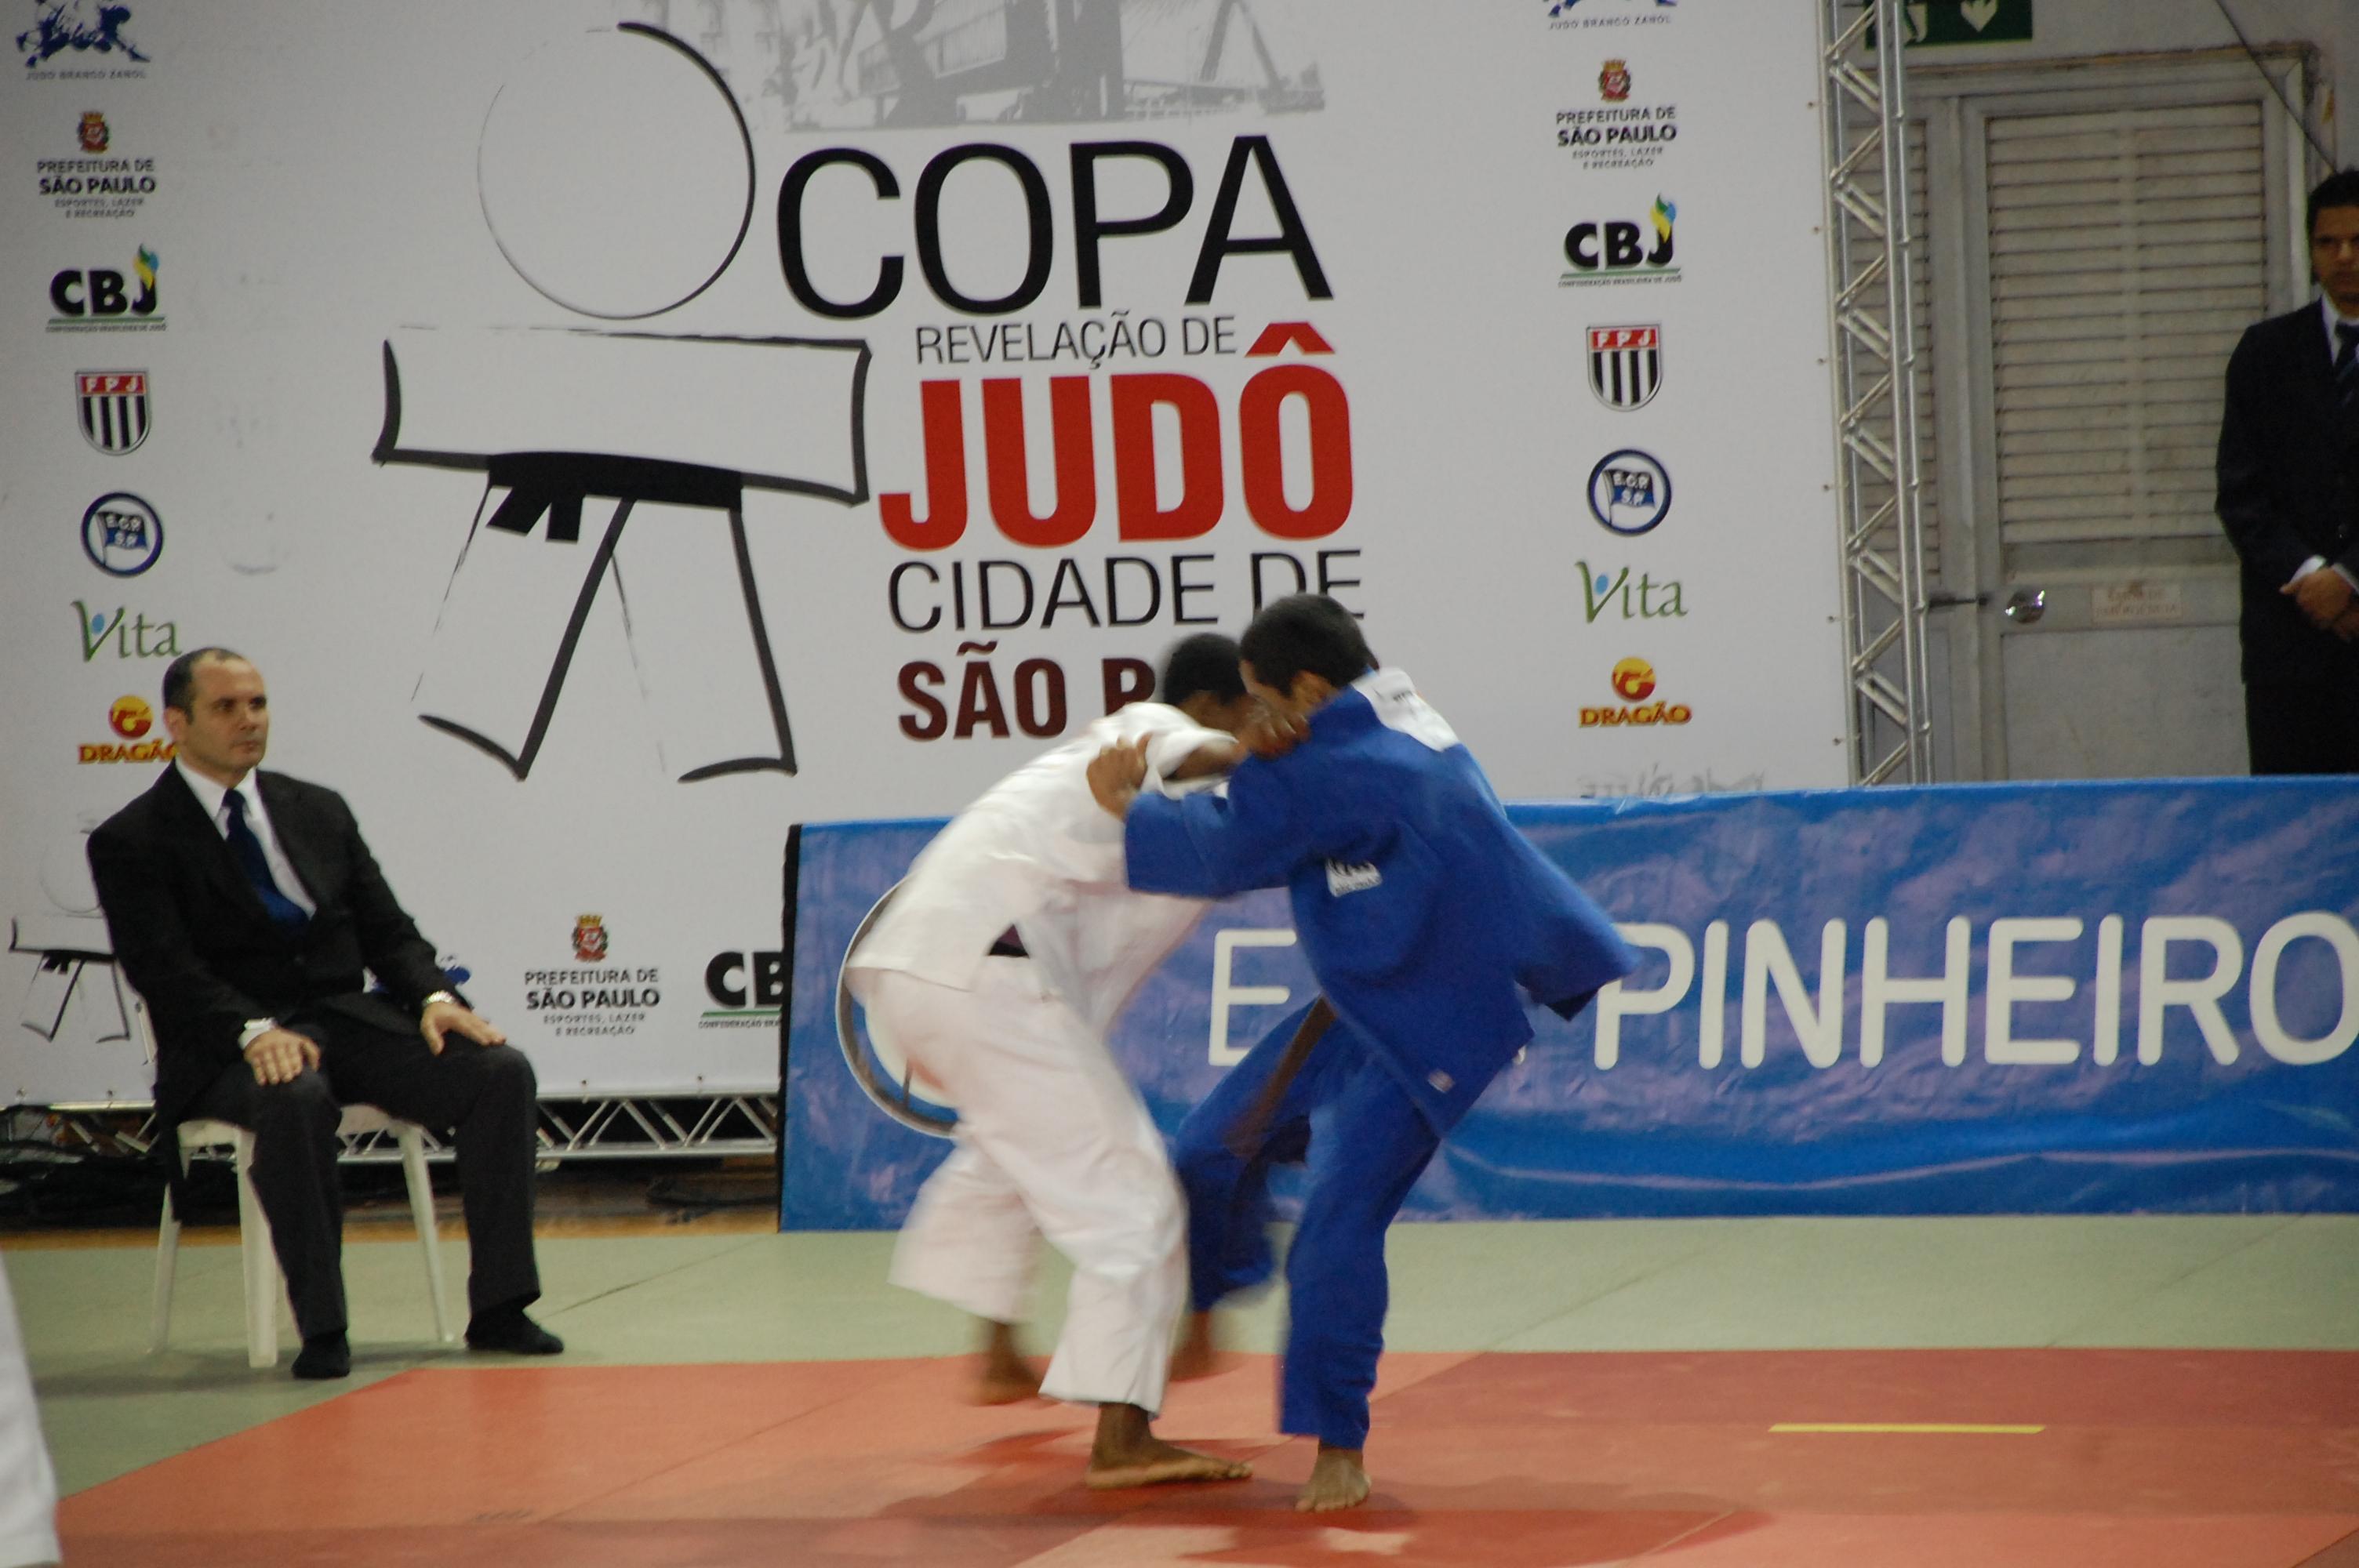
[86,767,450,1127]
[2215,302,2359,684]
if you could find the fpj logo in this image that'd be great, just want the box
[572,914,610,964]
[81,693,172,764]
[77,110,105,151]
[1583,659,1692,728]
[81,490,160,575]
[1587,449,1670,535]
[1579,561,1685,623]
[77,368,146,452]
[76,599,178,661]
[1562,198,1678,285]
[1599,60,1632,101]
[49,245,160,329]
[18,2,147,71]
[1588,325,1661,410]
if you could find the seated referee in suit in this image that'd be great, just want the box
[88,647,561,1378]
[2215,168,2359,772]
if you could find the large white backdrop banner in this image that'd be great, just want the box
[1,0,1845,1103]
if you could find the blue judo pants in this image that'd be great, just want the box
[1171,1001,1442,1451]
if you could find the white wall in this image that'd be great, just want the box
[1911,0,2352,171]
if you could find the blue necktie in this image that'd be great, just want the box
[2336,322,2359,404]
[223,787,309,932]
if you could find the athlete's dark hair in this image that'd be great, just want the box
[1158,633,1245,706]
[2308,169,2359,241]
[1238,594,1375,691]
[161,647,248,714]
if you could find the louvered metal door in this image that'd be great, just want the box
[1918,58,2310,779]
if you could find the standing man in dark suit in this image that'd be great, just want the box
[88,648,562,1378]
[2215,169,2359,773]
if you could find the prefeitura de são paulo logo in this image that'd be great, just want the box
[572,914,610,964]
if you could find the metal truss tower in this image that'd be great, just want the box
[1819,0,1932,783]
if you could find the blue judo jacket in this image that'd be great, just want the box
[1125,669,1638,1133]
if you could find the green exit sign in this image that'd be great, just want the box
[1867,0,2034,48]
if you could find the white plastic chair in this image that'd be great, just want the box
[130,993,456,1367]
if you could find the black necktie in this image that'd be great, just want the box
[223,787,309,932]
[2335,321,2359,404]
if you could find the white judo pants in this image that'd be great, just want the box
[860,960,1185,1415]
[0,1259,59,1568]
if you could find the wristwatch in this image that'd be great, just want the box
[420,989,458,1012]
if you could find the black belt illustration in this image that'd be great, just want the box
[372,328,871,782]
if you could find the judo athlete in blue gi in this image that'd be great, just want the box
[1086,595,1637,1512]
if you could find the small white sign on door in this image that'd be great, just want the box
[2090,580,2188,627]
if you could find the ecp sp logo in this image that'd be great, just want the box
[1587,449,1670,535]
[80,490,161,575]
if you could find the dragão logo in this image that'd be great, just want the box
[1583,658,1693,728]
[78,692,173,764]
[1561,198,1679,285]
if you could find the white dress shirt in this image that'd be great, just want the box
[2291,296,2359,590]
[848,702,1234,1036]
[174,760,318,918]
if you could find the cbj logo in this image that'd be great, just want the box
[1565,198,1675,274]
[50,245,159,326]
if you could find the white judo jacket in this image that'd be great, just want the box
[847,702,1232,1038]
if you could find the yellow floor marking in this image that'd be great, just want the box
[1772,1423,2045,1435]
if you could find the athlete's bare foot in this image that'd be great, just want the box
[1296,1444,1370,1512]
[971,1319,1041,1405]
[1085,1402,1252,1490]
[1169,1309,1219,1381]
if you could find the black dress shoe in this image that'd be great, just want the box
[464,1307,564,1356]
[292,1332,351,1380]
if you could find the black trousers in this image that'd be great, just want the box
[187,1002,541,1339]
[2245,677,2359,775]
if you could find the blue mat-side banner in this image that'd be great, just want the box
[781,779,2359,1229]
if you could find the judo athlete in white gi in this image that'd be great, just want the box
[0,1258,60,1568]
[845,634,1262,1491]
[1088,595,1638,1512]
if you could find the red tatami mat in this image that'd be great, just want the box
[58,1350,2359,1566]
